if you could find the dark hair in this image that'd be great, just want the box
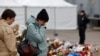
[80,10,85,13]
[80,10,86,16]
[37,9,49,22]
[1,9,16,20]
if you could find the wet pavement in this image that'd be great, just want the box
[46,29,100,45]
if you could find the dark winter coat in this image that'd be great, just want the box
[77,15,89,28]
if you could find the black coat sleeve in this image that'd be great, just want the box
[84,16,90,24]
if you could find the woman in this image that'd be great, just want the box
[0,9,19,56]
[77,10,89,45]
[26,9,49,56]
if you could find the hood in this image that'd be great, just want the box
[26,15,41,27]
[26,15,36,25]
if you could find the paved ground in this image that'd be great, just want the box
[46,29,100,45]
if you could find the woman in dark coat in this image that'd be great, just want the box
[77,10,89,45]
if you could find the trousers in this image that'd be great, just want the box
[78,26,86,44]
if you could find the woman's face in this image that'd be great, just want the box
[7,17,15,25]
[38,19,47,26]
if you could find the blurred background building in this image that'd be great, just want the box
[65,0,100,28]
[65,0,100,17]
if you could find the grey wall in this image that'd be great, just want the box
[65,0,100,17]
[94,0,100,15]
[75,0,91,15]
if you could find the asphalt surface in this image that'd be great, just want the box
[46,29,100,45]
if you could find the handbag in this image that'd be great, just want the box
[18,39,41,56]
[17,22,41,56]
